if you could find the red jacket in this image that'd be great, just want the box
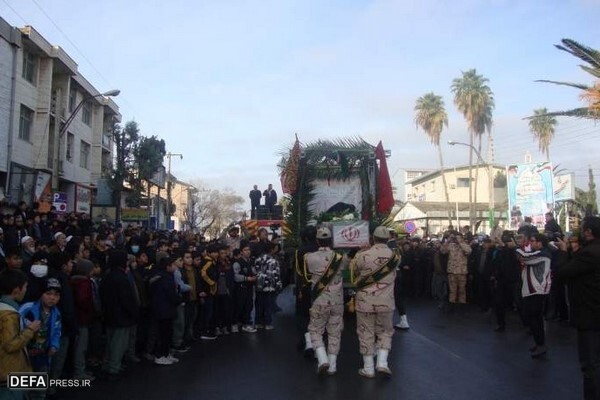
[70,275,94,326]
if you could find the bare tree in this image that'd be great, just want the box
[183,182,245,237]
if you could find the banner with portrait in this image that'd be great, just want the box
[506,162,554,229]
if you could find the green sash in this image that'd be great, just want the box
[311,251,344,300]
[354,253,399,291]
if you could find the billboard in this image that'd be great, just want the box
[507,162,554,229]
[75,185,92,214]
[553,174,575,202]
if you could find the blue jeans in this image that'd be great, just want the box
[578,329,600,400]
[255,292,275,326]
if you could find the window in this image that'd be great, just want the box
[457,178,472,188]
[82,102,91,126]
[47,128,55,169]
[19,105,34,141]
[429,180,436,192]
[69,89,77,113]
[80,140,90,169]
[22,50,36,83]
[66,133,74,162]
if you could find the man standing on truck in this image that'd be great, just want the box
[353,226,399,378]
[263,184,278,215]
[249,185,262,219]
[305,227,347,375]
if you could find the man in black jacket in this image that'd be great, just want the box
[249,185,262,219]
[555,216,600,400]
[100,250,140,379]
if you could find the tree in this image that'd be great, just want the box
[537,39,600,119]
[184,182,244,237]
[451,69,494,227]
[134,136,166,227]
[588,167,598,216]
[528,108,557,160]
[110,121,140,222]
[415,92,452,224]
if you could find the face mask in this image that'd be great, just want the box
[131,245,140,254]
[30,264,48,278]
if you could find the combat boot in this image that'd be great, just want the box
[315,347,330,374]
[304,332,314,358]
[327,354,337,375]
[376,349,392,377]
[358,355,375,378]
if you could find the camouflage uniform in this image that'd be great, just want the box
[354,243,399,356]
[440,241,472,304]
[306,248,347,355]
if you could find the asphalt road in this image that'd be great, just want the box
[60,287,582,400]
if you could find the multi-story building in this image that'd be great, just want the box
[395,164,508,235]
[0,18,121,213]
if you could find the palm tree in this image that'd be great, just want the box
[415,93,452,224]
[528,108,557,160]
[538,39,600,119]
[451,69,494,227]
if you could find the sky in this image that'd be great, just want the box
[2,0,599,212]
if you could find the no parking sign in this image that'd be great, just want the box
[404,220,417,235]
[52,192,68,214]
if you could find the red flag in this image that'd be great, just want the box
[375,141,394,214]
[281,135,301,195]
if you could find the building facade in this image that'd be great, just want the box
[397,164,509,235]
[0,18,121,213]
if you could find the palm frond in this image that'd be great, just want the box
[535,80,590,91]
[543,107,599,119]
[556,39,600,69]
[580,65,600,79]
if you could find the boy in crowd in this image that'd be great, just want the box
[233,242,257,333]
[19,278,62,399]
[198,245,219,340]
[0,269,41,400]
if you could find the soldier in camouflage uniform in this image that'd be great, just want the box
[306,227,348,375]
[353,226,399,378]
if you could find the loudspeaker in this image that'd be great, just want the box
[272,205,283,220]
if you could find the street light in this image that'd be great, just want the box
[166,152,183,230]
[448,140,495,232]
[52,89,120,191]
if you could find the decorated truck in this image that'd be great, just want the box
[278,136,395,290]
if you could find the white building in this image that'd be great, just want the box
[0,18,120,213]
[396,164,509,234]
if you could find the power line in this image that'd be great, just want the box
[1,0,28,24]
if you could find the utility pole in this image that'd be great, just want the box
[166,152,183,230]
[488,135,495,231]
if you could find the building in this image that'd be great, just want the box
[0,18,120,213]
[396,164,508,235]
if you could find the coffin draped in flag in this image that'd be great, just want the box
[375,141,394,214]
[280,135,301,195]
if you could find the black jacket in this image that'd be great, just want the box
[555,239,600,330]
[149,270,180,320]
[100,267,139,327]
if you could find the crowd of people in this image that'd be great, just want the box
[0,206,285,399]
[0,203,598,399]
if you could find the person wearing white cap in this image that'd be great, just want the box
[20,236,35,268]
[353,225,400,378]
[52,232,67,253]
[305,226,348,375]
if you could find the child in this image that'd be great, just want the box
[19,278,62,373]
[0,269,41,400]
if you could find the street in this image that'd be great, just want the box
[61,287,581,400]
